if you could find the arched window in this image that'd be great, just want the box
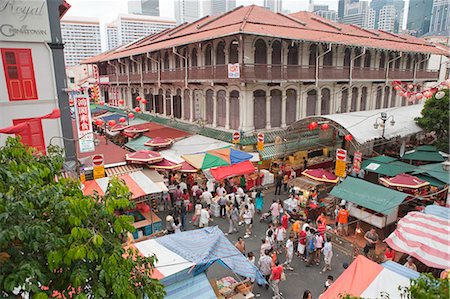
[351,87,358,112]
[163,52,170,70]
[175,54,180,68]
[354,48,362,67]
[253,90,266,129]
[173,89,182,118]
[344,48,351,67]
[191,47,198,67]
[204,44,212,66]
[309,44,318,67]
[144,91,153,112]
[323,45,333,66]
[205,89,214,124]
[306,89,317,116]
[379,52,386,69]
[229,40,239,64]
[217,90,226,127]
[341,89,348,113]
[375,86,382,109]
[254,39,267,64]
[216,41,226,65]
[271,40,282,65]
[383,86,390,108]
[183,89,190,120]
[395,54,401,69]
[321,88,330,115]
[420,54,427,70]
[406,54,412,70]
[230,90,240,130]
[287,44,298,65]
[364,51,371,68]
[360,87,367,111]
[165,89,172,116]
[270,89,282,127]
[390,87,397,107]
[286,89,297,124]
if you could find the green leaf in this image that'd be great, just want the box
[93,234,103,247]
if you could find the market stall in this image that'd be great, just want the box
[379,173,430,194]
[361,156,416,183]
[302,168,339,184]
[125,150,163,164]
[401,145,445,164]
[144,137,174,149]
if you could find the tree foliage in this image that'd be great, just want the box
[415,88,450,153]
[0,137,165,298]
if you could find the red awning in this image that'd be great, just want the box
[210,161,255,181]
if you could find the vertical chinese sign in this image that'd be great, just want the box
[74,95,95,153]
[353,151,362,174]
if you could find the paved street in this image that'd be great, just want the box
[159,187,350,299]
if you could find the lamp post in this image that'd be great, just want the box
[373,112,395,139]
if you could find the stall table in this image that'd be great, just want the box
[130,210,162,239]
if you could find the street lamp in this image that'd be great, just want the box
[373,112,395,139]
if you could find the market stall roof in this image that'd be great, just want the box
[124,136,152,152]
[321,255,418,299]
[160,135,232,164]
[385,211,450,269]
[424,205,450,220]
[82,171,163,198]
[179,161,198,173]
[412,163,450,185]
[330,177,409,215]
[302,168,338,183]
[144,137,174,147]
[401,145,445,162]
[163,273,216,299]
[210,161,256,181]
[142,169,168,192]
[125,150,163,164]
[379,173,430,189]
[361,156,416,176]
[289,176,322,190]
[105,164,143,177]
[129,122,191,140]
[148,159,182,170]
[182,148,253,170]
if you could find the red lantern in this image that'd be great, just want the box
[95,119,104,126]
[415,93,423,100]
[407,84,414,90]
[119,117,126,123]
[308,121,318,130]
[119,99,125,105]
[99,101,105,106]
[107,120,116,127]
[136,96,142,102]
[344,134,353,142]
[69,99,74,106]
[135,107,141,112]
[128,112,135,119]
[394,85,402,91]
[141,99,147,104]
[321,123,330,130]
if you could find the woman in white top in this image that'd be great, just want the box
[193,201,202,226]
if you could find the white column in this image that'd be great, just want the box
[300,91,307,119]
[189,90,194,122]
[265,95,271,129]
[225,95,230,129]
[241,88,254,132]
[316,88,322,115]
[163,91,167,115]
[212,94,217,127]
[296,85,301,121]
[281,94,287,128]
[181,93,184,120]
[336,87,343,113]
[170,95,174,116]
[356,88,361,111]
[152,93,156,113]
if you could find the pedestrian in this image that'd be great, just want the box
[165,213,175,234]
[269,260,284,299]
[240,175,247,191]
[322,236,333,272]
[172,218,182,233]
[303,157,308,170]
[297,226,307,259]
[193,200,202,226]
[384,246,396,262]
[179,180,187,193]
[260,238,271,256]
[230,204,240,233]
[180,199,187,229]
[284,235,294,271]
[316,212,327,227]
[201,188,213,206]
[363,228,379,260]
[281,210,290,231]
[305,228,316,267]
[182,189,190,207]
[266,229,275,251]
[275,172,283,195]
[219,193,227,218]
[255,190,264,214]
[216,183,226,197]
[235,237,246,254]
[337,205,349,236]
[191,182,200,200]
[283,172,289,193]
[243,205,253,238]
[270,200,280,224]
[404,257,417,271]
[275,223,286,254]
[317,219,327,238]
[199,205,211,228]
[302,290,312,299]
[277,199,284,224]
[324,275,334,291]
[258,249,272,289]
[314,232,324,265]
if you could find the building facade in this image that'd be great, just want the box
[406,0,433,37]
[175,0,236,25]
[264,0,282,13]
[341,1,375,29]
[106,22,119,50]
[370,0,404,33]
[83,6,444,136]
[430,0,450,34]
[128,0,160,16]
[61,16,102,66]
[0,0,68,152]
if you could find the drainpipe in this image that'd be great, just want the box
[349,48,366,86]
[413,55,429,84]
[173,47,188,88]
[315,43,332,87]
[386,52,402,85]
[147,53,161,87]
[117,57,128,86]
[129,56,142,88]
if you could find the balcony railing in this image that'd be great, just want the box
[107,64,439,84]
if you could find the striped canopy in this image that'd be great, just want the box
[182,148,252,170]
[379,173,430,189]
[302,168,339,183]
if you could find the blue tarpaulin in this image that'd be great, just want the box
[424,205,450,220]
[164,273,216,299]
[229,148,253,165]
[156,226,266,284]
[381,261,420,280]
[99,113,128,122]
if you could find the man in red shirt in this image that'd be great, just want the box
[337,206,349,236]
[269,260,283,299]
[281,211,290,230]
[297,228,307,260]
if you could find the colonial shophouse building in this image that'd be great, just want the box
[83,5,445,136]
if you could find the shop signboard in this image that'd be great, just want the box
[335,160,347,177]
[74,95,95,153]
[92,154,105,179]
[353,151,362,173]
[227,63,240,78]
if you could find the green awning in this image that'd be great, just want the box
[361,156,416,176]
[415,174,446,188]
[259,136,327,160]
[124,136,152,152]
[401,146,445,162]
[412,163,450,185]
[330,177,409,215]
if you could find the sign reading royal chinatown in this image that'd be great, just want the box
[74,95,95,153]
[0,0,51,42]
[228,63,240,79]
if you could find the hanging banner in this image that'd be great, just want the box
[228,63,240,78]
[74,95,95,153]
[353,151,362,174]
[232,131,240,144]
[335,160,347,178]
[257,132,264,151]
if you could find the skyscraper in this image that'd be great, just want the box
[370,0,404,33]
[106,22,119,50]
[116,15,176,46]
[341,1,375,29]
[406,0,433,36]
[128,0,160,16]
[175,0,236,25]
[309,1,338,22]
[204,0,236,15]
[338,0,360,20]
[61,16,102,66]
[430,0,450,34]
[264,0,282,13]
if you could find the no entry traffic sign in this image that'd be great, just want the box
[336,149,347,161]
[92,154,104,166]
[232,131,240,144]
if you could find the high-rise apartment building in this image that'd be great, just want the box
[175,0,236,25]
[204,0,236,15]
[314,9,338,22]
[106,22,119,50]
[430,0,450,33]
[61,16,102,66]
[264,0,282,13]
[341,1,375,29]
[128,0,160,16]
[370,0,404,33]
[338,0,360,20]
[406,0,433,37]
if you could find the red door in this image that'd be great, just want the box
[13,118,46,154]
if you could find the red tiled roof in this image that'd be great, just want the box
[128,122,191,139]
[82,5,446,64]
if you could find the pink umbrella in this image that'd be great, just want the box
[148,158,182,170]
[179,161,198,173]
[301,168,339,183]
[379,173,429,189]
[125,150,163,164]
[144,137,174,148]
